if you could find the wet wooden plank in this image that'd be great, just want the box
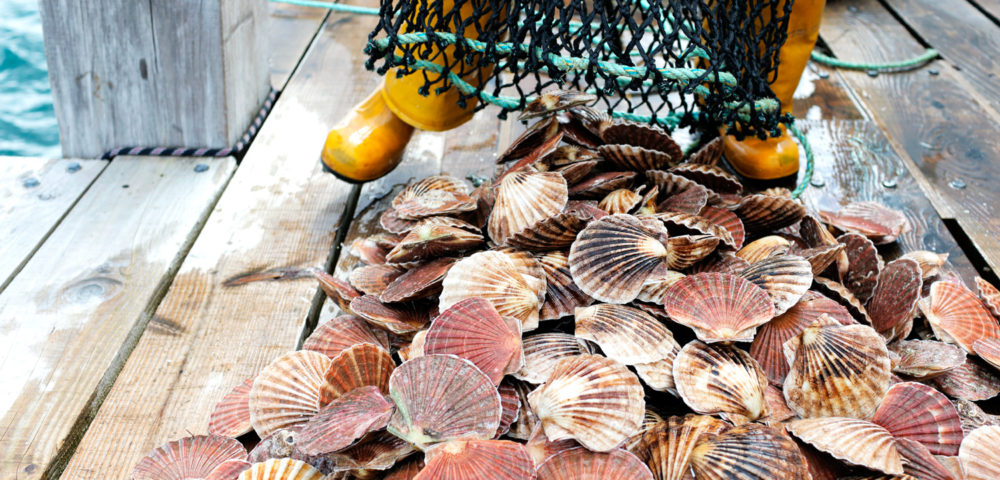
[0,156,234,480]
[973,0,1000,21]
[0,157,106,292]
[791,63,865,121]
[268,1,328,89]
[820,0,1000,277]
[60,7,384,479]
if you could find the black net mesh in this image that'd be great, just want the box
[365,0,793,139]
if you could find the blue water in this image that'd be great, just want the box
[0,0,60,157]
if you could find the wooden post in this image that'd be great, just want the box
[39,0,270,158]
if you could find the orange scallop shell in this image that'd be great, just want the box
[786,417,904,475]
[204,459,251,480]
[575,304,678,365]
[380,257,456,303]
[296,386,394,456]
[489,171,568,245]
[959,426,1000,480]
[349,295,430,335]
[736,235,792,263]
[673,341,769,424]
[920,280,1000,353]
[423,297,523,385]
[392,175,476,220]
[320,343,395,405]
[733,194,806,233]
[249,351,331,438]
[599,188,643,214]
[632,414,726,480]
[975,277,1000,318]
[738,254,813,315]
[871,382,963,456]
[888,339,965,380]
[536,250,594,321]
[535,447,654,480]
[699,206,745,250]
[515,332,593,384]
[415,439,534,480]
[209,378,255,438]
[819,201,910,245]
[236,459,324,480]
[302,315,390,359]
[973,336,1000,371]
[132,435,247,480]
[661,272,775,343]
[568,214,670,304]
[690,424,810,480]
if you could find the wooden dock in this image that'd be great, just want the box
[2,0,999,477]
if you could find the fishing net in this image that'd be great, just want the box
[364,0,793,139]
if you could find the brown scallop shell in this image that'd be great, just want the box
[813,276,872,324]
[690,424,810,480]
[489,171,568,245]
[236,458,324,480]
[350,295,430,335]
[302,315,390,359]
[751,291,853,385]
[381,207,421,234]
[323,430,416,472]
[661,272,776,343]
[664,235,720,270]
[387,354,501,449]
[599,188,643,214]
[210,378,255,438]
[669,163,742,195]
[515,332,593,384]
[894,438,959,480]
[296,386,394,456]
[386,217,484,263]
[688,137,723,165]
[349,264,406,297]
[132,435,247,480]
[440,251,543,331]
[527,354,645,452]
[568,214,669,304]
[783,323,891,419]
[416,439,535,480]
[600,144,677,172]
[871,382,963,456]
[423,297,522,385]
[536,250,593,321]
[919,280,1000,353]
[888,339,965,380]
[953,398,1000,437]
[496,381,521,438]
[868,258,922,341]
[736,235,792,264]
[838,233,882,303]
[320,343,395,405]
[733,194,807,233]
[633,354,680,393]
[902,250,950,280]
[535,447,654,480]
[648,169,718,206]
[699,206,745,250]
[505,210,592,252]
[673,341,769,424]
[313,271,361,314]
[738,254,813,315]
[542,145,599,168]
[932,357,1000,401]
[555,160,599,184]
[793,243,845,277]
[599,119,681,160]
[498,116,561,164]
[656,184,711,217]
[383,457,425,480]
[635,269,686,305]
[975,277,1000,318]
[632,415,726,480]
[569,171,637,199]
[819,201,910,245]
[520,90,597,120]
[391,176,476,220]
[959,426,1000,480]
[506,379,540,441]
[687,253,750,275]
[650,211,735,248]
[380,257,456,303]
[249,351,331,438]
[575,304,679,365]
[786,417,904,475]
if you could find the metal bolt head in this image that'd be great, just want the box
[928,69,939,76]
[882,178,897,189]
[866,70,879,78]
[949,179,967,190]
[66,162,82,173]
[23,177,40,188]
[194,163,209,173]
[810,177,826,188]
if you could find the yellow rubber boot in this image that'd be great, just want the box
[722,0,826,180]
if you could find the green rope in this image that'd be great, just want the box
[810,48,939,72]
[789,123,812,199]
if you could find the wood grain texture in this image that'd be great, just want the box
[791,63,865,121]
[821,0,1000,276]
[59,8,383,479]
[0,156,234,480]
[0,157,106,293]
[268,2,328,89]
[39,0,270,157]
[972,0,1000,21]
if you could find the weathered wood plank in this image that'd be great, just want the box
[268,1,328,89]
[791,63,865,121]
[0,156,235,479]
[60,7,384,479]
[972,0,1000,22]
[820,0,1000,277]
[40,0,270,157]
[0,157,106,292]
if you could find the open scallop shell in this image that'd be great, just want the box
[919,280,1000,353]
[210,378,255,438]
[350,295,430,336]
[632,414,727,480]
[787,417,904,475]
[599,119,681,159]
[738,254,813,315]
[838,233,882,303]
[575,304,678,365]
[673,341,769,424]
[690,424,809,480]
[733,194,806,233]
[661,272,776,343]
[736,235,792,264]
[894,438,959,480]
[380,257,456,303]
[931,357,1000,401]
[250,351,331,438]
[381,207,421,234]
[392,176,476,220]
[869,258,923,341]
[889,339,965,380]
[568,214,670,304]
[959,426,1000,480]
[527,354,644,452]
[423,297,522,385]
[688,137,723,165]
[600,144,676,172]
[535,447,654,480]
[669,163,742,195]
[386,217,484,263]
[794,243,846,276]
[515,332,593,384]
[302,315,390,359]
[236,458,324,480]
[813,277,871,324]
[387,354,501,449]
[505,209,593,252]
[320,343,394,405]
[498,116,561,164]
[699,206,745,250]
[819,201,910,245]
[783,323,891,419]
[537,250,593,321]
[349,264,406,297]
[599,188,643,214]
[569,171,637,199]
[132,435,247,480]
[489,171,568,245]
[664,235,719,270]
[415,440,534,480]
[871,382,963,456]
[520,90,596,120]
[440,251,543,331]
[296,386,394,456]
[650,211,734,248]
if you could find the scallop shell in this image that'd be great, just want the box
[537,250,593,321]
[689,137,723,165]
[783,323,891,419]
[527,354,644,452]
[250,351,331,438]
[786,417,904,475]
[205,459,251,480]
[314,271,361,314]
[349,236,389,265]
[569,171,637,199]
[323,430,415,472]
[568,214,669,304]
[520,90,597,120]
[599,188,643,214]
[794,243,846,276]
[246,429,306,466]
[515,332,593,384]
[498,116,561,164]
[751,291,853,385]
[505,210,592,252]
[669,163,742,195]
[350,295,430,335]
[489,171,568,245]
[733,194,806,233]
[661,272,775,343]
[383,457,424,480]
[132,435,247,480]
[236,459,324,480]
[440,251,543,331]
[973,336,1000,370]
[525,424,580,465]
[648,170,718,207]
[871,382,963,456]
[902,250,949,280]
[386,217,484,263]
[209,378,255,438]
[919,281,1000,353]
[689,424,810,480]
[302,315,390,359]
[889,339,965,380]
[381,207,421,234]
[974,277,1000,318]
[699,206,745,250]
[496,381,521,438]
[819,201,910,245]
[635,269,686,304]
[650,211,735,248]
[320,343,394,405]
[506,379,540,441]
[535,447,654,480]
[813,276,871,324]
[555,159,599,184]
[632,415,726,480]
[296,386,395,455]
[387,354,501,449]
[738,254,813,315]
[838,233,882,303]
[760,384,795,424]
[736,235,792,263]
[657,184,708,215]
[392,176,476,220]
[380,257,456,303]
[349,264,406,296]
[868,258,923,341]
[664,235,720,270]
[599,120,681,160]
[893,438,959,480]
[601,144,676,172]
[575,304,678,365]
[542,144,599,168]
[959,426,1000,480]
[687,253,749,275]
[633,354,679,393]
[932,357,1000,401]
[673,341,769,424]
[423,297,523,385]
[415,440,534,480]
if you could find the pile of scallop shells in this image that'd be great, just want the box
[134,91,1000,480]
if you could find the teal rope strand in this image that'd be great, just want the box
[810,48,939,71]
[271,0,381,15]
[789,123,812,199]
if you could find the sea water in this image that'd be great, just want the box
[0,0,60,157]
